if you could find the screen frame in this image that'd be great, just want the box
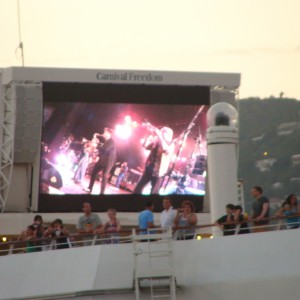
[38,82,210,212]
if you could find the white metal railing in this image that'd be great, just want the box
[1,215,299,256]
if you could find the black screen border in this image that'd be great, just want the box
[39,82,210,212]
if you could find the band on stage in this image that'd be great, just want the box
[40,118,206,195]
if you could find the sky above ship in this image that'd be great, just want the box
[1,0,300,100]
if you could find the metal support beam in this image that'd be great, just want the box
[0,80,42,212]
[0,83,16,212]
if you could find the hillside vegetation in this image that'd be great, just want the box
[238,97,300,213]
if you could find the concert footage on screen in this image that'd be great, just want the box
[40,101,208,197]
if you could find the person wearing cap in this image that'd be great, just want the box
[134,125,176,194]
[84,127,116,194]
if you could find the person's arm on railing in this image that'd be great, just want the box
[147,220,155,229]
[188,213,197,226]
[116,220,121,232]
[43,225,54,237]
[18,230,27,241]
[214,221,224,232]
[93,224,105,235]
[275,207,284,217]
[255,203,269,221]
[174,209,182,226]
[61,227,70,236]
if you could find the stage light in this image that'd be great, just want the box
[115,124,132,139]
[124,115,132,124]
[55,153,67,165]
[50,176,57,183]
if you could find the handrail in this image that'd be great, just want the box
[0,214,299,254]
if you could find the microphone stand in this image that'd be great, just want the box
[161,105,205,192]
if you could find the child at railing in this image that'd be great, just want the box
[18,225,39,253]
[44,219,70,249]
[94,209,121,244]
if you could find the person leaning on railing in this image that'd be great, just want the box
[77,202,102,245]
[18,225,39,253]
[275,194,300,229]
[214,204,236,236]
[95,209,121,244]
[174,200,198,240]
[44,219,70,249]
[251,186,270,233]
[233,205,250,234]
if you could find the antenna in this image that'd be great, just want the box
[16,0,25,66]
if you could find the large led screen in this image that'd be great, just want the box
[39,82,210,212]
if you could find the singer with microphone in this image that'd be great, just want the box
[84,127,116,194]
[133,123,176,194]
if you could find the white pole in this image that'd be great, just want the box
[206,103,239,236]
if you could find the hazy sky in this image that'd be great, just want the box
[1,0,299,99]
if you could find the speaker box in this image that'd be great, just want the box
[14,83,43,163]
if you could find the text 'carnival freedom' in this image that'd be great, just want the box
[96,72,163,82]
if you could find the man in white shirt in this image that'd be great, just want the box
[160,197,177,228]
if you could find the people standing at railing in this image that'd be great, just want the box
[138,201,155,234]
[31,215,46,251]
[233,205,250,234]
[174,200,198,240]
[215,204,236,236]
[32,215,45,239]
[95,209,121,244]
[160,197,177,228]
[77,202,102,244]
[18,225,39,253]
[251,186,270,233]
[44,219,70,249]
[276,194,300,229]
